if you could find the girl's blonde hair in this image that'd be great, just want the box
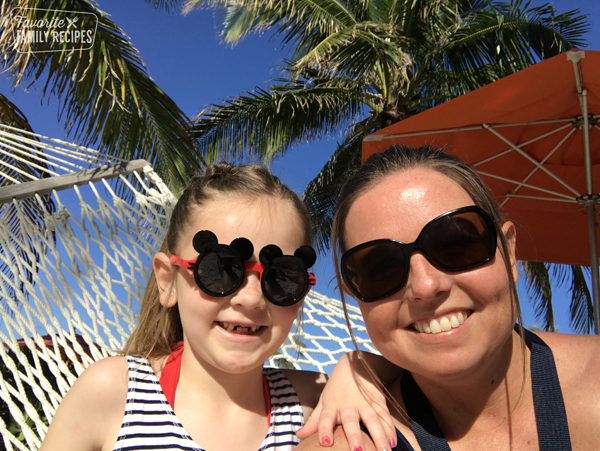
[331,145,524,415]
[123,162,312,358]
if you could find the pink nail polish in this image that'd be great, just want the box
[390,438,397,449]
[354,447,364,451]
[321,435,331,446]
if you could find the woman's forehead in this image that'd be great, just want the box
[345,168,474,241]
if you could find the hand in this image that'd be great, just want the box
[296,352,399,451]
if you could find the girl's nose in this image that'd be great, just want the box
[404,253,452,302]
[230,271,267,310]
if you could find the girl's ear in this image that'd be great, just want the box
[502,221,518,283]
[154,252,177,308]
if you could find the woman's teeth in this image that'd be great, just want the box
[413,311,469,334]
[219,322,262,334]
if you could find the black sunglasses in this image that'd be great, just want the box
[341,206,497,303]
[170,230,317,306]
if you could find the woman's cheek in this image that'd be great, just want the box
[361,302,399,347]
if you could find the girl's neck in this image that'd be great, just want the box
[177,346,267,411]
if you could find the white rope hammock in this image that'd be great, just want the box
[0,124,374,451]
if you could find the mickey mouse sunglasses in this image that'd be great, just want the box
[341,206,497,303]
[169,230,317,306]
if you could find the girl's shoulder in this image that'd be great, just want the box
[279,369,328,418]
[40,356,130,451]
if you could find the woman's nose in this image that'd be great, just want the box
[404,253,452,301]
[229,271,267,310]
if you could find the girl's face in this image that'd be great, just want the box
[156,195,306,375]
[343,168,518,381]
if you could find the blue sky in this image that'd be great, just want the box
[1,0,600,333]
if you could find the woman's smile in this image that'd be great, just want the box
[344,167,517,377]
[410,309,471,334]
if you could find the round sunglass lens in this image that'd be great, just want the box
[263,261,306,306]
[424,210,494,270]
[343,241,409,302]
[196,249,244,295]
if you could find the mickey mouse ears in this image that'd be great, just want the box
[259,244,316,269]
[191,230,316,269]
[192,230,254,262]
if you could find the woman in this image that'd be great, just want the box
[299,145,600,450]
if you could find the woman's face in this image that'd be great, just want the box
[343,168,518,381]
[156,195,306,375]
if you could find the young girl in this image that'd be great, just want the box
[40,163,396,451]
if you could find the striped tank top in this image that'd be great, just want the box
[114,355,304,450]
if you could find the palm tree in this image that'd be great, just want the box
[182,0,591,331]
[0,0,202,317]
[0,0,201,193]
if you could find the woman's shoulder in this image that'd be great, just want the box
[533,330,600,377]
[40,356,130,451]
[533,331,600,448]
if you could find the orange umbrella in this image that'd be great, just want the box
[363,50,600,333]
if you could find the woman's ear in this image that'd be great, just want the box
[154,252,177,308]
[340,280,354,298]
[502,221,518,283]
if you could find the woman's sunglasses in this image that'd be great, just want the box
[341,206,497,303]
[169,230,317,306]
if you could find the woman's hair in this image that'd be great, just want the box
[331,145,524,413]
[123,162,312,358]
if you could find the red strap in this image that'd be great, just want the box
[159,342,184,410]
[159,342,272,427]
[263,373,271,427]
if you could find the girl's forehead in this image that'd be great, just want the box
[178,196,305,255]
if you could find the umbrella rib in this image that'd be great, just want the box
[363,125,483,141]
[472,123,573,168]
[364,119,574,142]
[504,127,578,199]
[482,124,581,197]
[504,194,577,203]
[475,170,577,202]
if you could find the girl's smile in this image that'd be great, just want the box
[158,195,305,375]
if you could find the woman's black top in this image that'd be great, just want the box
[395,328,571,451]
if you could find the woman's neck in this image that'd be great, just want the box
[408,330,531,439]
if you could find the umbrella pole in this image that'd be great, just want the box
[577,87,600,334]
[570,51,600,334]
[582,198,600,334]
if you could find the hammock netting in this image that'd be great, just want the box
[0,124,375,451]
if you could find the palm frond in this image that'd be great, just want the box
[192,79,365,163]
[303,119,375,251]
[292,21,411,81]
[0,1,201,192]
[0,93,54,309]
[144,0,185,12]
[521,261,556,331]
[558,265,594,334]
[185,0,356,46]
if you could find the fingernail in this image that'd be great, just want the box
[354,447,364,451]
[321,436,331,446]
[390,438,397,449]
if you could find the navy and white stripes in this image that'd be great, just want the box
[113,356,304,451]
